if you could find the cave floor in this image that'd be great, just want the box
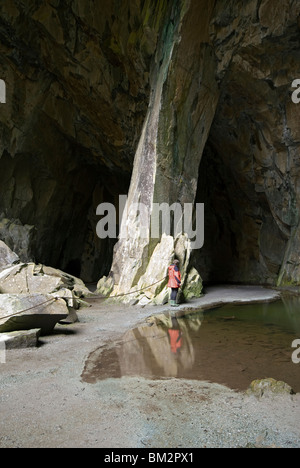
[0,285,299,448]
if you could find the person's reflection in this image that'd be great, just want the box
[115,312,203,379]
[168,316,183,354]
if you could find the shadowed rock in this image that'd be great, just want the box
[0,294,69,335]
[0,240,20,272]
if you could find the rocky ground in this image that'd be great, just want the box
[0,285,299,449]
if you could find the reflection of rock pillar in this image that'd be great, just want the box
[0,80,6,104]
[0,337,6,364]
[278,224,300,286]
[107,0,219,300]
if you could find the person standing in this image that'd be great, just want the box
[168,259,181,307]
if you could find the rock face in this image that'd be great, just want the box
[104,234,203,305]
[106,0,300,299]
[0,0,168,282]
[0,1,300,298]
[196,0,300,286]
[0,240,19,271]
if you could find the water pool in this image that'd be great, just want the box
[82,296,300,392]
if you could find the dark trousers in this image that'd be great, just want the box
[171,288,179,301]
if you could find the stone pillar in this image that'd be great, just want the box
[99,0,220,303]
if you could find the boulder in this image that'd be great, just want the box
[0,262,91,299]
[0,240,20,271]
[247,378,295,398]
[54,288,79,323]
[135,234,174,305]
[105,233,203,305]
[97,275,114,297]
[0,294,69,335]
[0,218,35,263]
[182,267,203,301]
[0,329,41,349]
[0,263,61,294]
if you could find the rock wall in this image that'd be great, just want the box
[0,0,300,297]
[107,0,300,299]
[0,0,167,281]
[106,0,218,301]
[197,0,300,286]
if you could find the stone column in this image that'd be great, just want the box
[98,0,220,303]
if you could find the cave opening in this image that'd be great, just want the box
[194,70,290,287]
[0,135,131,284]
[45,159,131,284]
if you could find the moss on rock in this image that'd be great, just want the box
[246,378,295,398]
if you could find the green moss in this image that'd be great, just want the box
[182,267,203,300]
[153,0,168,33]
[142,0,152,27]
[142,0,167,32]
[97,276,114,297]
[246,378,295,397]
[109,36,122,55]
[277,274,300,288]
[127,30,138,47]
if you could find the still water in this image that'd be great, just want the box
[82,297,300,392]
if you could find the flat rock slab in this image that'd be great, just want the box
[175,285,282,310]
[0,262,91,297]
[0,329,41,349]
[0,294,69,335]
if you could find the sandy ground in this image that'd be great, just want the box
[0,285,300,449]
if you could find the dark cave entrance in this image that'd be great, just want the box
[48,163,131,284]
[191,61,294,287]
[0,144,131,284]
[194,141,251,284]
[194,127,287,286]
